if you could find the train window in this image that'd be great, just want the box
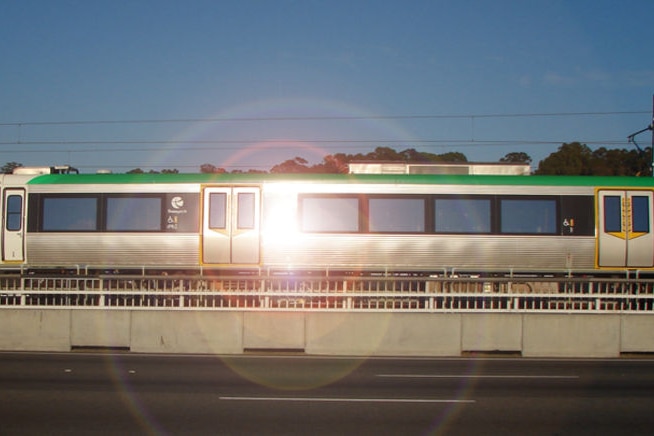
[237,193,255,229]
[300,197,359,232]
[434,198,491,233]
[631,196,649,233]
[42,197,98,231]
[106,197,162,231]
[209,193,227,229]
[603,196,622,232]
[369,198,425,232]
[6,195,22,231]
[500,198,557,234]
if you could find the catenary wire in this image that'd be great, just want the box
[0,110,649,127]
[0,110,649,170]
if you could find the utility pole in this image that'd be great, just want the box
[627,94,654,176]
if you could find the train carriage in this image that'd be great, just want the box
[0,167,653,276]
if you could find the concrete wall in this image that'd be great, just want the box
[621,315,654,353]
[130,311,243,354]
[305,312,461,356]
[0,310,70,351]
[522,314,621,358]
[462,313,522,352]
[71,310,131,348]
[243,312,305,350]
[1,309,654,357]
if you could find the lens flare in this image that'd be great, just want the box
[153,98,414,172]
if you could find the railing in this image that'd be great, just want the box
[0,274,653,313]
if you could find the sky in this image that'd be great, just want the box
[1,0,653,173]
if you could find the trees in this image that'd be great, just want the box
[126,168,179,174]
[588,147,643,176]
[500,152,532,165]
[536,142,651,176]
[10,142,647,176]
[267,147,470,174]
[1,162,22,174]
[536,142,593,175]
[270,157,311,173]
[313,153,350,173]
[200,164,226,174]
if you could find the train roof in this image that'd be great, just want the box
[23,172,654,187]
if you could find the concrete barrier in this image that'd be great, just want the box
[2,309,653,357]
[130,311,243,354]
[0,309,70,351]
[71,310,131,348]
[462,313,522,352]
[621,315,654,353]
[305,312,461,356]
[243,312,305,350]
[522,314,621,358]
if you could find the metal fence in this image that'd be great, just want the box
[1,274,653,313]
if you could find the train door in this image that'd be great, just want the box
[2,188,25,262]
[202,186,260,265]
[597,189,654,268]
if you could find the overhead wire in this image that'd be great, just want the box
[0,110,649,127]
[0,110,649,169]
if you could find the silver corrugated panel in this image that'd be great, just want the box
[26,234,199,267]
[262,235,596,273]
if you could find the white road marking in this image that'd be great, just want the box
[377,374,579,380]
[220,396,474,404]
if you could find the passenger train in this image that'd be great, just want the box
[0,165,652,276]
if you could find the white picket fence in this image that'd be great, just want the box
[0,274,653,313]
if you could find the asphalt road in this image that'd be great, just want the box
[1,352,654,435]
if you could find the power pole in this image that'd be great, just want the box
[627,94,654,176]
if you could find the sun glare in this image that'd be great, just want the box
[261,186,302,245]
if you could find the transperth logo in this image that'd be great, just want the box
[171,196,184,209]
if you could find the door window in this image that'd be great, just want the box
[237,193,256,229]
[603,195,622,233]
[209,193,227,229]
[631,195,649,233]
[6,195,22,231]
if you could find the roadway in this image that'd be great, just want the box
[1,352,653,435]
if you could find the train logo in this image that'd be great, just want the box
[171,196,184,209]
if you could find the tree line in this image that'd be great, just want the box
[2,142,651,176]
[198,142,653,176]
